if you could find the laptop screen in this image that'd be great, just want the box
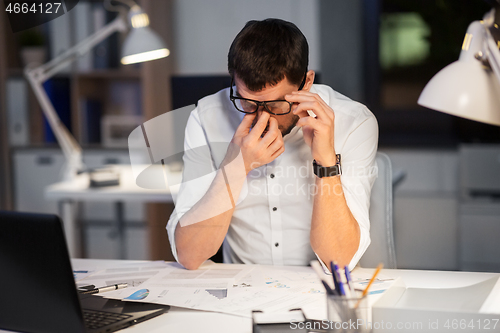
[0,211,86,333]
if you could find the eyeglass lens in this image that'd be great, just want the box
[234,99,290,114]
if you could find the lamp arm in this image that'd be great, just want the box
[24,15,128,180]
[25,71,83,180]
[27,16,128,82]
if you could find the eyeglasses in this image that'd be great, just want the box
[230,74,306,115]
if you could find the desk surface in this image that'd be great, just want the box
[69,259,500,333]
[45,165,182,202]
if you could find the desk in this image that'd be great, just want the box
[70,259,500,333]
[45,166,181,258]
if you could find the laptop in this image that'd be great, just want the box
[0,210,170,333]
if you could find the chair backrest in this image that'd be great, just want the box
[359,152,397,269]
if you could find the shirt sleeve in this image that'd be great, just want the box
[340,113,379,271]
[166,108,218,262]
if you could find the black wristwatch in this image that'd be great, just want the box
[312,154,341,178]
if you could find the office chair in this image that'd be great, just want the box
[359,152,397,269]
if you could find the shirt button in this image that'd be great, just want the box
[272,207,277,211]
[275,242,279,247]
[270,174,275,179]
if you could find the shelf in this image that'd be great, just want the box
[7,68,25,77]
[75,69,142,79]
[7,68,141,79]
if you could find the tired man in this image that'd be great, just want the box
[167,18,378,271]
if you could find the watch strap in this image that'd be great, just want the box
[313,154,341,178]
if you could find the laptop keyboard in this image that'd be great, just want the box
[83,309,132,330]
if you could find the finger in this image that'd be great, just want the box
[285,91,319,102]
[292,101,333,123]
[261,117,280,146]
[286,92,333,120]
[235,113,257,136]
[292,107,311,119]
[267,133,284,153]
[296,114,329,132]
[285,91,335,120]
[248,112,270,139]
[270,144,285,159]
[286,90,325,100]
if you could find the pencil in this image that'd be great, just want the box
[354,263,383,308]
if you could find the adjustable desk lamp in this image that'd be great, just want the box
[418,4,500,126]
[24,0,169,181]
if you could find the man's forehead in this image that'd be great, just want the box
[234,75,293,100]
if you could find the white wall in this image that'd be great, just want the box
[171,0,320,75]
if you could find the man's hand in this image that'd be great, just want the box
[224,112,285,174]
[286,91,336,166]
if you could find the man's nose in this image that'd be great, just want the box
[255,108,268,122]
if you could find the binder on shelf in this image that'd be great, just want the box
[48,10,72,73]
[106,10,120,69]
[43,78,72,143]
[72,2,93,71]
[91,3,121,69]
[92,2,109,69]
[6,77,30,146]
[80,98,102,144]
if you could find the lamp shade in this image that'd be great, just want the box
[121,26,169,65]
[418,20,500,126]
[417,60,500,126]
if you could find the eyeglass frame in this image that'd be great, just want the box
[229,73,307,115]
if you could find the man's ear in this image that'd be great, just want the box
[302,70,315,92]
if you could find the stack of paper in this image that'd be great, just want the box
[74,261,395,320]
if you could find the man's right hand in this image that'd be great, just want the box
[224,112,285,174]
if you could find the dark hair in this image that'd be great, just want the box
[228,18,308,91]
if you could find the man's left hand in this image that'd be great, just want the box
[286,91,336,166]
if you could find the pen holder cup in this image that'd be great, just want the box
[326,294,371,333]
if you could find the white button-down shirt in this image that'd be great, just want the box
[166,84,378,270]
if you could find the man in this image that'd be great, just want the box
[166,18,378,271]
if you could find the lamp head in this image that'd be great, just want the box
[120,6,170,65]
[418,19,500,126]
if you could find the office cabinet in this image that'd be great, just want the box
[381,149,459,270]
[85,224,148,260]
[13,148,65,214]
[460,203,500,272]
[458,145,500,272]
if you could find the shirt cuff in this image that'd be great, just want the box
[166,209,181,263]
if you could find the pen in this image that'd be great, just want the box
[77,284,95,291]
[79,283,128,295]
[333,263,346,296]
[321,280,335,295]
[344,266,356,297]
[354,263,383,308]
[310,260,338,295]
[329,261,344,296]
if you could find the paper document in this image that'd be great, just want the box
[75,261,171,289]
[75,261,395,320]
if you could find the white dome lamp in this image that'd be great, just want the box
[418,8,500,126]
[121,5,170,65]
